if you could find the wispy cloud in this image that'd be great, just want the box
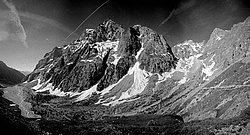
[2,0,28,48]
[0,22,9,42]
[158,0,196,27]
[18,12,74,35]
[0,31,9,41]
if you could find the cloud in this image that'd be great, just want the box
[2,0,28,48]
[19,12,74,35]
[0,22,9,42]
[0,31,9,41]
[159,0,196,26]
[0,9,78,37]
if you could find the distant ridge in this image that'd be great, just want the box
[0,61,25,86]
[21,71,31,76]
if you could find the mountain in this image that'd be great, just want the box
[0,61,25,87]
[19,17,250,134]
[23,19,177,101]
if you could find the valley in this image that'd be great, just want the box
[1,15,250,135]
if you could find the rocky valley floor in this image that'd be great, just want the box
[1,86,250,135]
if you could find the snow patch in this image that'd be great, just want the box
[81,59,94,62]
[10,104,16,107]
[50,88,66,96]
[67,62,73,65]
[202,61,215,80]
[176,40,204,53]
[96,62,150,106]
[75,84,100,102]
[202,54,216,80]
[155,47,203,85]
[94,41,119,58]
[157,72,172,84]
[63,45,69,49]
[119,62,149,99]
[48,59,53,62]
[135,44,144,59]
[34,78,71,97]
[86,29,95,33]
[99,71,132,96]
[216,35,222,40]
[111,53,121,65]
[31,79,42,90]
[178,77,187,84]
[112,41,119,52]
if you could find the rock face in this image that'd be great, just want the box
[0,61,25,86]
[24,16,250,124]
[24,19,177,101]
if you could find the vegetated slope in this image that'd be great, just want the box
[0,61,25,86]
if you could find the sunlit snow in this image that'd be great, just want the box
[75,84,100,102]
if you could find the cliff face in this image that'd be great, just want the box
[24,16,250,123]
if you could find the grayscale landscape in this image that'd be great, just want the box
[1,0,250,135]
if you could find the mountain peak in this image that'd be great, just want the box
[80,18,124,43]
[24,19,177,103]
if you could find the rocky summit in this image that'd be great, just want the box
[16,17,250,134]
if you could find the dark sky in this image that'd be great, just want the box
[0,0,250,71]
